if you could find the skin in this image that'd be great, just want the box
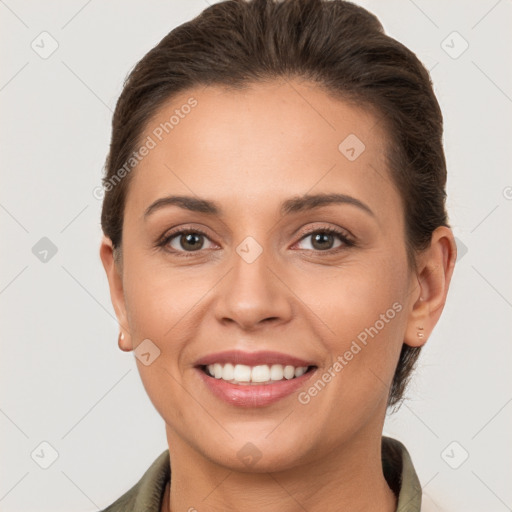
[100,78,456,512]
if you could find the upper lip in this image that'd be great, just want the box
[194,350,316,368]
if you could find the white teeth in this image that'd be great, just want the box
[294,366,306,378]
[233,364,251,382]
[221,363,234,380]
[213,363,223,379]
[269,364,284,381]
[205,363,310,384]
[251,365,270,383]
[283,365,295,380]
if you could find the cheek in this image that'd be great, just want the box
[291,268,407,445]
[122,248,208,340]
[304,256,408,388]
[120,261,208,427]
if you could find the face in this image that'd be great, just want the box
[101,79,443,472]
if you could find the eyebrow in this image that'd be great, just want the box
[143,192,375,219]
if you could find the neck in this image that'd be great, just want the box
[163,427,397,512]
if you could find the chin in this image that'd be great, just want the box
[196,430,315,473]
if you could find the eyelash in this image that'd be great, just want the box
[157,226,355,258]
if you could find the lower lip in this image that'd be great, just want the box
[195,367,317,407]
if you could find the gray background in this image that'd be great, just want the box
[1,1,511,510]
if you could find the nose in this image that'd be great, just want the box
[213,244,293,331]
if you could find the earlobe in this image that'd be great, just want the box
[99,235,132,351]
[118,330,133,352]
[403,226,457,348]
[404,295,430,348]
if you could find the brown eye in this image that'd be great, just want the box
[176,232,204,251]
[161,229,217,255]
[310,232,336,250]
[295,228,354,252]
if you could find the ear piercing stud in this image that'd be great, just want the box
[417,326,424,339]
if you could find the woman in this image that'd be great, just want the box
[98,0,457,510]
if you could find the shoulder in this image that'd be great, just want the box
[99,450,170,512]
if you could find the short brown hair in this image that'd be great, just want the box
[101,0,449,409]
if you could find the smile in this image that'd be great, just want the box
[202,363,313,384]
[194,350,318,407]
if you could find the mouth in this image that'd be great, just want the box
[193,350,319,407]
[198,363,317,385]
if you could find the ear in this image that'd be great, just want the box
[404,226,457,347]
[99,235,133,352]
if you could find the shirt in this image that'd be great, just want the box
[99,435,422,511]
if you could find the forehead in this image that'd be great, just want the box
[125,79,399,220]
